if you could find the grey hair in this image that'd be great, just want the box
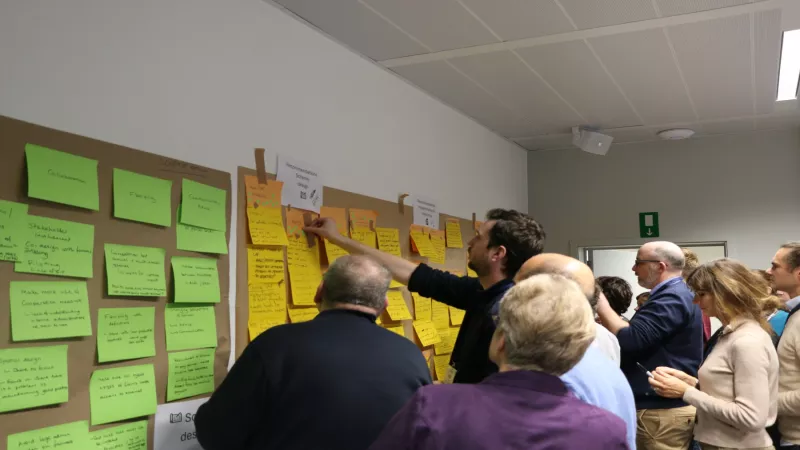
[650,241,685,271]
[498,274,595,375]
[321,255,391,310]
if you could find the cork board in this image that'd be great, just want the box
[0,115,231,449]
[235,166,475,360]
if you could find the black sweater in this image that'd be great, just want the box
[195,309,432,450]
[408,264,514,384]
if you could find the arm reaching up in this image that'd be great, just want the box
[304,217,417,285]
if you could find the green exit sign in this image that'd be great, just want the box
[639,212,659,238]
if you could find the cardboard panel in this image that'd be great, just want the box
[0,115,231,449]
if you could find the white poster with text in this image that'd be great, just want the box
[154,397,209,450]
[276,155,323,213]
[413,195,439,229]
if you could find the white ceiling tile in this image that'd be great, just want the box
[656,0,749,17]
[604,126,660,143]
[753,9,782,115]
[515,134,575,151]
[391,60,536,137]
[448,50,581,134]
[458,0,575,41]
[755,113,800,130]
[668,14,753,120]
[557,0,657,30]
[275,0,428,60]
[696,117,755,135]
[364,0,498,52]
[516,40,642,129]
[589,29,696,124]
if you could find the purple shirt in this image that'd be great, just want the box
[369,370,629,450]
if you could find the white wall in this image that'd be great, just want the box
[528,129,800,269]
[0,0,528,359]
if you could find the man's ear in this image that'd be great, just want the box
[313,283,324,305]
[491,245,507,263]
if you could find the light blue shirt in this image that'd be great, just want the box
[787,295,800,312]
[561,345,637,450]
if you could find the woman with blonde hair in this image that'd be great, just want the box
[752,269,789,338]
[648,259,779,450]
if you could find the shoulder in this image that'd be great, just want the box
[565,397,628,439]
[729,324,776,356]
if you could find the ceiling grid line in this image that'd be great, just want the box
[510,50,588,124]
[662,27,701,121]
[582,39,646,125]
[441,59,531,123]
[454,0,504,42]
[356,0,434,53]
[551,0,580,30]
[650,0,663,18]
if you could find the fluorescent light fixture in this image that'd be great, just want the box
[777,29,800,101]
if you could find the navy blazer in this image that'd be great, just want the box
[619,277,703,409]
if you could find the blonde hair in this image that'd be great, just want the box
[497,274,595,375]
[750,269,783,314]
[682,248,699,280]
[686,259,774,334]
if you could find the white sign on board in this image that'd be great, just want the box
[276,154,323,213]
[413,195,439,229]
[154,397,209,450]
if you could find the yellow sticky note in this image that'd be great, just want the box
[249,283,287,323]
[410,229,435,258]
[413,294,432,321]
[474,220,484,233]
[449,306,466,326]
[386,290,412,321]
[390,280,404,288]
[246,206,289,246]
[385,325,405,337]
[434,328,455,355]
[413,320,442,347]
[467,267,478,278]
[349,209,378,231]
[288,307,319,323]
[376,315,382,325]
[351,229,377,249]
[376,227,402,257]
[244,176,283,208]
[431,300,450,330]
[324,239,349,265]
[286,236,322,306]
[249,316,286,341]
[445,219,463,248]
[248,247,285,285]
[433,354,451,381]
[429,230,446,264]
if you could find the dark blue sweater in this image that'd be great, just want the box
[619,277,703,409]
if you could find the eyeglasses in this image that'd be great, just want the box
[634,259,662,265]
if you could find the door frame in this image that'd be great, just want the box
[576,240,728,269]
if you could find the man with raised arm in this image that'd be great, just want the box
[305,209,545,383]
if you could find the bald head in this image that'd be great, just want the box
[640,241,685,272]
[514,253,596,303]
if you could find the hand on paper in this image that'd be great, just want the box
[304,217,341,240]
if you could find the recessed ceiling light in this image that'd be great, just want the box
[777,29,800,102]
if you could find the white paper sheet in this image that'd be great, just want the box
[154,397,209,450]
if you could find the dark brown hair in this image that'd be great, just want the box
[780,242,800,271]
[485,209,546,278]
[597,276,633,315]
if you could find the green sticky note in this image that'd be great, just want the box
[7,420,89,450]
[172,256,220,303]
[97,307,155,363]
[105,244,167,296]
[167,348,215,401]
[113,169,172,227]
[0,199,28,262]
[180,179,226,231]
[25,143,99,211]
[10,281,92,341]
[15,215,95,278]
[164,304,217,351]
[0,345,69,413]
[89,364,157,425]
[89,420,147,450]
[176,205,228,254]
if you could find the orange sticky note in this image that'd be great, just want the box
[385,325,405,337]
[288,306,318,323]
[386,290,412,321]
[445,218,463,249]
[320,206,348,235]
[413,320,442,347]
[413,294,432,321]
[349,209,377,231]
[246,206,289,246]
[244,175,283,208]
[410,226,435,258]
[449,306,466,326]
[285,208,318,238]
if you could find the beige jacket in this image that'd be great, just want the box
[683,319,778,448]
[778,310,800,444]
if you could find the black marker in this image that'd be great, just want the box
[637,362,654,379]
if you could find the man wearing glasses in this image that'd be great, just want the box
[596,241,703,450]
